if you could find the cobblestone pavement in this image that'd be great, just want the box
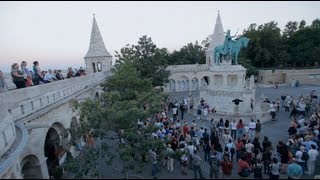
[97,84,320,179]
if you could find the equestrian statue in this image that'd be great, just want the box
[214,29,250,65]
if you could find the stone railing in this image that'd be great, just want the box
[0,119,15,158]
[0,124,28,177]
[167,64,210,72]
[0,71,110,124]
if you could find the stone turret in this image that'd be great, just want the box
[206,11,225,65]
[84,14,112,74]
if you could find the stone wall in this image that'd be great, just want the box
[258,69,320,85]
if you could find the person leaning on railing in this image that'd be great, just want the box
[11,63,26,89]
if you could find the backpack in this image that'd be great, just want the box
[301,151,309,161]
[209,157,219,171]
[254,165,263,178]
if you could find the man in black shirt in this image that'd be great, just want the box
[232,98,243,115]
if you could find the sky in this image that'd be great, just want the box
[0,1,319,72]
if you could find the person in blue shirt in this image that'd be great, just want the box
[287,158,303,179]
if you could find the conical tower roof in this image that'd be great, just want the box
[206,11,225,53]
[85,15,111,58]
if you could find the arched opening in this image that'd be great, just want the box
[97,62,102,72]
[95,92,100,100]
[180,76,189,91]
[202,76,210,86]
[44,123,67,179]
[169,79,175,92]
[21,155,43,179]
[192,77,199,90]
[92,63,97,73]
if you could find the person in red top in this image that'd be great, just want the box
[221,156,233,179]
[235,137,244,161]
[238,155,251,177]
[183,123,189,137]
[236,119,244,138]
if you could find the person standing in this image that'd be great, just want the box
[33,61,46,85]
[248,119,256,140]
[149,148,159,177]
[307,144,319,175]
[287,158,303,179]
[221,155,233,179]
[209,151,220,179]
[172,105,178,122]
[255,119,262,140]
[180,103,185,120]
[0,70,8,92]
[237,119,244,139]
[192,150,204,179]
[166,144,174,172]
[232,98,243,115]
[269,157,280,179]
[230,119,237,140]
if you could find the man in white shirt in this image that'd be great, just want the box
[245,139,254,153]
[307,144,319,175]
[172,106,178,122]
[270,102,276,120]
[230,119,237,140]
[44,69,57,83]
[248,119,256,140]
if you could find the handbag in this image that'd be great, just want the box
[25,76,34,86]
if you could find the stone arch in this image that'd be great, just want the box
[168,79,176,92]
[201,76,210,86]
[180,76,189,91]
[44,122,67,178]
[97,62,102,72]
[95,92,100,100]
[21,154,43,179]
[191,77,199,90]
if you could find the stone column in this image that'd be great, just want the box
[39,157,49,179]
[237,75,243,87]
[223,74,228,86]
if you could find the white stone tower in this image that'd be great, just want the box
[84,14,112,74]
[206,11,225,65]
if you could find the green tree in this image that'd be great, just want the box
[64,55,168,179]
[168,41,206,65]
[299,20,306,29]
[240,21,282,68]
[283,21,298,38]
[115,35,170,87]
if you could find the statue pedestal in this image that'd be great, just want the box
[199,63,268,122]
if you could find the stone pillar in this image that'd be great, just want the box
[237,75,243,87]
[223,74,228,86]
[39,157,49,179]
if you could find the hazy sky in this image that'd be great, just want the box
[0,1,319,72]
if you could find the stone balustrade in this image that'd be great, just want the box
[167,64,210,72]
[0,71,110,124]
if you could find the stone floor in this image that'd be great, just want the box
[68,84,320,179]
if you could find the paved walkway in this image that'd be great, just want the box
[93,84,320,179]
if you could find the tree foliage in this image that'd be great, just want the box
[239,18,320,69]
[64,37,170,178]
[168,41,206,65]
[115,35,170,87]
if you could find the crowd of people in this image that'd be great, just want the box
[145,93,320,179]
[0,61,86,92]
